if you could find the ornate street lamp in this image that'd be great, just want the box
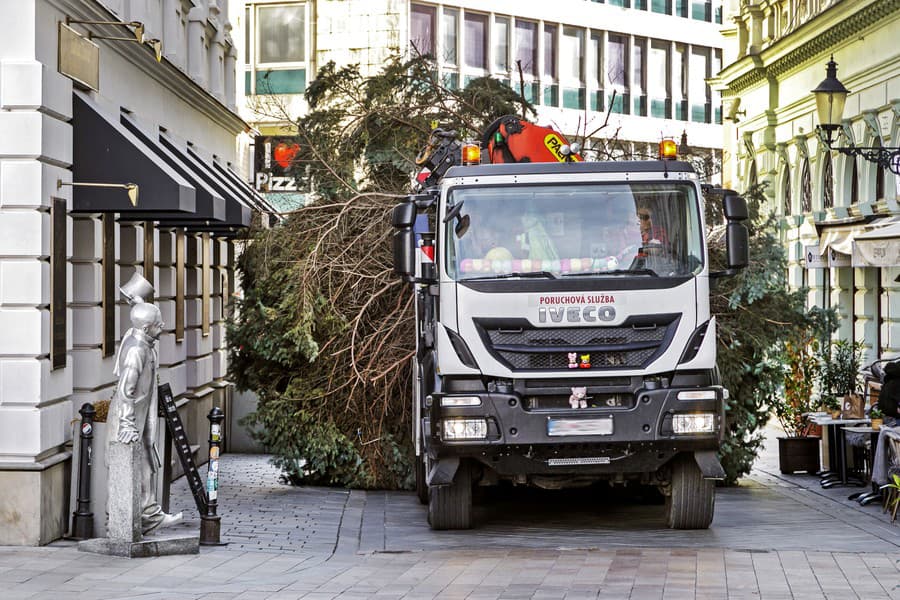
[812,56,900,175]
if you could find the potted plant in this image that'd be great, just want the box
[770,337,823,474]
[821,395,842,419]
[818,339,864,419]
[869,406,884,431]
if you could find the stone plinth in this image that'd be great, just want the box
[78,441,199,557]
[107,441,142,542]
[78,530,199,557]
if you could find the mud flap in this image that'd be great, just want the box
[427,457,459,486]
[693,450,726,480]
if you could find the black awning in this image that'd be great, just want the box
[212,160,280,216]
[159,136,251,229]
[119,115,226,223]
[186,146,265,215]
[71,92,195,214]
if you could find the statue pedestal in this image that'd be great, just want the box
[107,441,142,542]
[79,441,198,557]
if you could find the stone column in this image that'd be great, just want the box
[0,0,75,546]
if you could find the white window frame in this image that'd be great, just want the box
[246,2,310,96]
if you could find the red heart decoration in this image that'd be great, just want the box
[273,142,300,169]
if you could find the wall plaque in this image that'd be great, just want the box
[58,22,99,91]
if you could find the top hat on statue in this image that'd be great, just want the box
[120,272,154,305]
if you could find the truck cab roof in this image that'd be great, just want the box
[444,160,697,179]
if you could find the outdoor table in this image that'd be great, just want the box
[810,416,870,487]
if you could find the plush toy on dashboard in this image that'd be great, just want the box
[569,386,588,409]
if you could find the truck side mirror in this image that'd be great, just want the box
[711,189,749,278]
[722,191,749,269]
[392,202,416,228]
[726,222,749,269]
[393,228,416,280]
[722,191,748,221]
[392,201,417,280]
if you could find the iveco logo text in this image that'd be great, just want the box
[538,305,616,323]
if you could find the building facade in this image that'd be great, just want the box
[716,0,900,362]
[0,0,268,545]
[233,0,728,210]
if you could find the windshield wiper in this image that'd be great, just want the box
[562,268,658,278]
[463,271,559,281]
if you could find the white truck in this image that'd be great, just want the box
[392,120,749,530]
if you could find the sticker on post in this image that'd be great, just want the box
[547,417,613,436]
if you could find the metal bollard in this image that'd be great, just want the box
[200,406,226,545]
[71,403,96,540]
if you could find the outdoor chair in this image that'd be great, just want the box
[882,435,900,523]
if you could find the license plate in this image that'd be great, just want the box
[547,417,614,436]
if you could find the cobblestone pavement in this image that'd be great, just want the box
[2,425,899,599]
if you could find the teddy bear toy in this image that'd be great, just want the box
[569,386,587,409]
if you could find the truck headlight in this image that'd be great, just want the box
[442,418,488,440]
[677,390,718,401]
[440,396,482,407]
[672,412,716,434]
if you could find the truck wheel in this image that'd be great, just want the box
[665,454,715,529]
[427,460,472,530]
[415,455,428,505]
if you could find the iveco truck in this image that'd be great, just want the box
[392,120,749,530]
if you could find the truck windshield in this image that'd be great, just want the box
[445,182,704,280]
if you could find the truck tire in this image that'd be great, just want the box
[665,454,715,529]
[427,460,472,530]
[415,455,428,505]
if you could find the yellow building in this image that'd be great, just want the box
[717,0,900,361]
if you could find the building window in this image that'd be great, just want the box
[748,160,758,188]
[176,228,185,342]
[823,152,834,210]
[514,19,538,101]
[515,19,537,76]
[652,0,672,13]
[202,233,211,336]
[51,198,67,370]
[442,8,458,66]
[648,41,669,119]
[102,214,115,357]
[494,16,510,75]
[713,49,722,123]
[607,34,628,114]
[691,0,712,21]
[588,32,603,111]
[783,168,792,216]
[875,138,886,201]
[561,27,585,110]
[689,47,710,123]
[246,3,308,95]
[632,37,646,116]
[674,43,687,120]
[543,24,558,106]
[850,159,859,205]
[463,12,488,85]
[800,159,812,213]
[411,3,436,56]
[676,0,688,17]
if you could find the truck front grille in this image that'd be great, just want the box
[476,315,679,372]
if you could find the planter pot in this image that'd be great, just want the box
[871,418,883,431]
[778,436,821,474]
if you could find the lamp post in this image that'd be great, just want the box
[812,56,900,175]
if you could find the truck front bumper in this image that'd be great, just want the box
[426,387,724,476]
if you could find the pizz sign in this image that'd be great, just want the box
[254,135,300,192]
